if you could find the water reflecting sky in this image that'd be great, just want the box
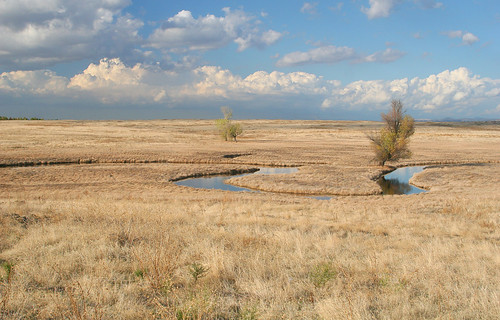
[174,167,298,192]
[378,166,426,195]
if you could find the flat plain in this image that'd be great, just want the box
[0,120,499,319]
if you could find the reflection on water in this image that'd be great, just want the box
[175,174,254,192]
[174,167,298,192]
[378,166,426,195]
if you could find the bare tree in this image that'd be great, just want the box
[368,100,415,166]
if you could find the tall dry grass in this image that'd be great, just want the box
[0,120,499,319]
[1,186,498,319]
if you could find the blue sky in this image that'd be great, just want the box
[0,0,499,120]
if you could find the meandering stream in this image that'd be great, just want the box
[174,165,427,197]
[174,167,298,192]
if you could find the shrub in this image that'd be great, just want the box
[309,262,337,288]
[215,107,243,142]
[188,262,209,284]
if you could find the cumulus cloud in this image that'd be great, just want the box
[147,8,282,52]
[0,3,282,68]
[407,67,489,110]
[0,58,340,105]
[0,69,69,95]
[189,65,499,117]
[443,30,480,45]
[1,59,499,119]
[192,66,338,98]
[67,58,173,104]
[0,58,187,105]
[0,0,143,69]
[326,67,500,113]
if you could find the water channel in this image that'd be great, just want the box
[377,166,426,195]
[174,166,427,197]
[174,167,298,192]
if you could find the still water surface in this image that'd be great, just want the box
[378,166,426,195]
[174,167,298,192]
[174,166,427,197]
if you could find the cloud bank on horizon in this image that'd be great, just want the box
[0,0,499,120]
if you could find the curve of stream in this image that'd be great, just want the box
[174,167,298,192]
[377,166,426,195]
[174,166,427,197]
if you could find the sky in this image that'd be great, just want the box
[0,0,499,120]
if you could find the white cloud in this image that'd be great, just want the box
[462,32,479,45]
[0,69,69,95]
[414,0,443,9]
[361,0,442,19]
[444,30,463,39]
[68,58,172,104]
[301,2,318,15]
[192,66,338,99]
[277,45,406,67]
[147,8,282,52]
[362,0,401,19]
[1,58,339,104]
[330,3,344,12]
[235,30,283,52]
[327,67,500,114]
[443,30,480,45]
[1,60,499,119]
[356,48,406,63]
[407,67,490,110]
[332,80,394,105]
[0,0,143,68]
[276,45,357,67]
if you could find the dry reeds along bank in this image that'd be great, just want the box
[0,120,499,319]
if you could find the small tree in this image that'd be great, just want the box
[215,107,243,142]
[369,100,415,166]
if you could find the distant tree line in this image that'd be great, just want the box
[0,116,44,120]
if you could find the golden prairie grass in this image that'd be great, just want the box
[0,120,499,319]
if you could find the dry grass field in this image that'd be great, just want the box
[0,120,499,319]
